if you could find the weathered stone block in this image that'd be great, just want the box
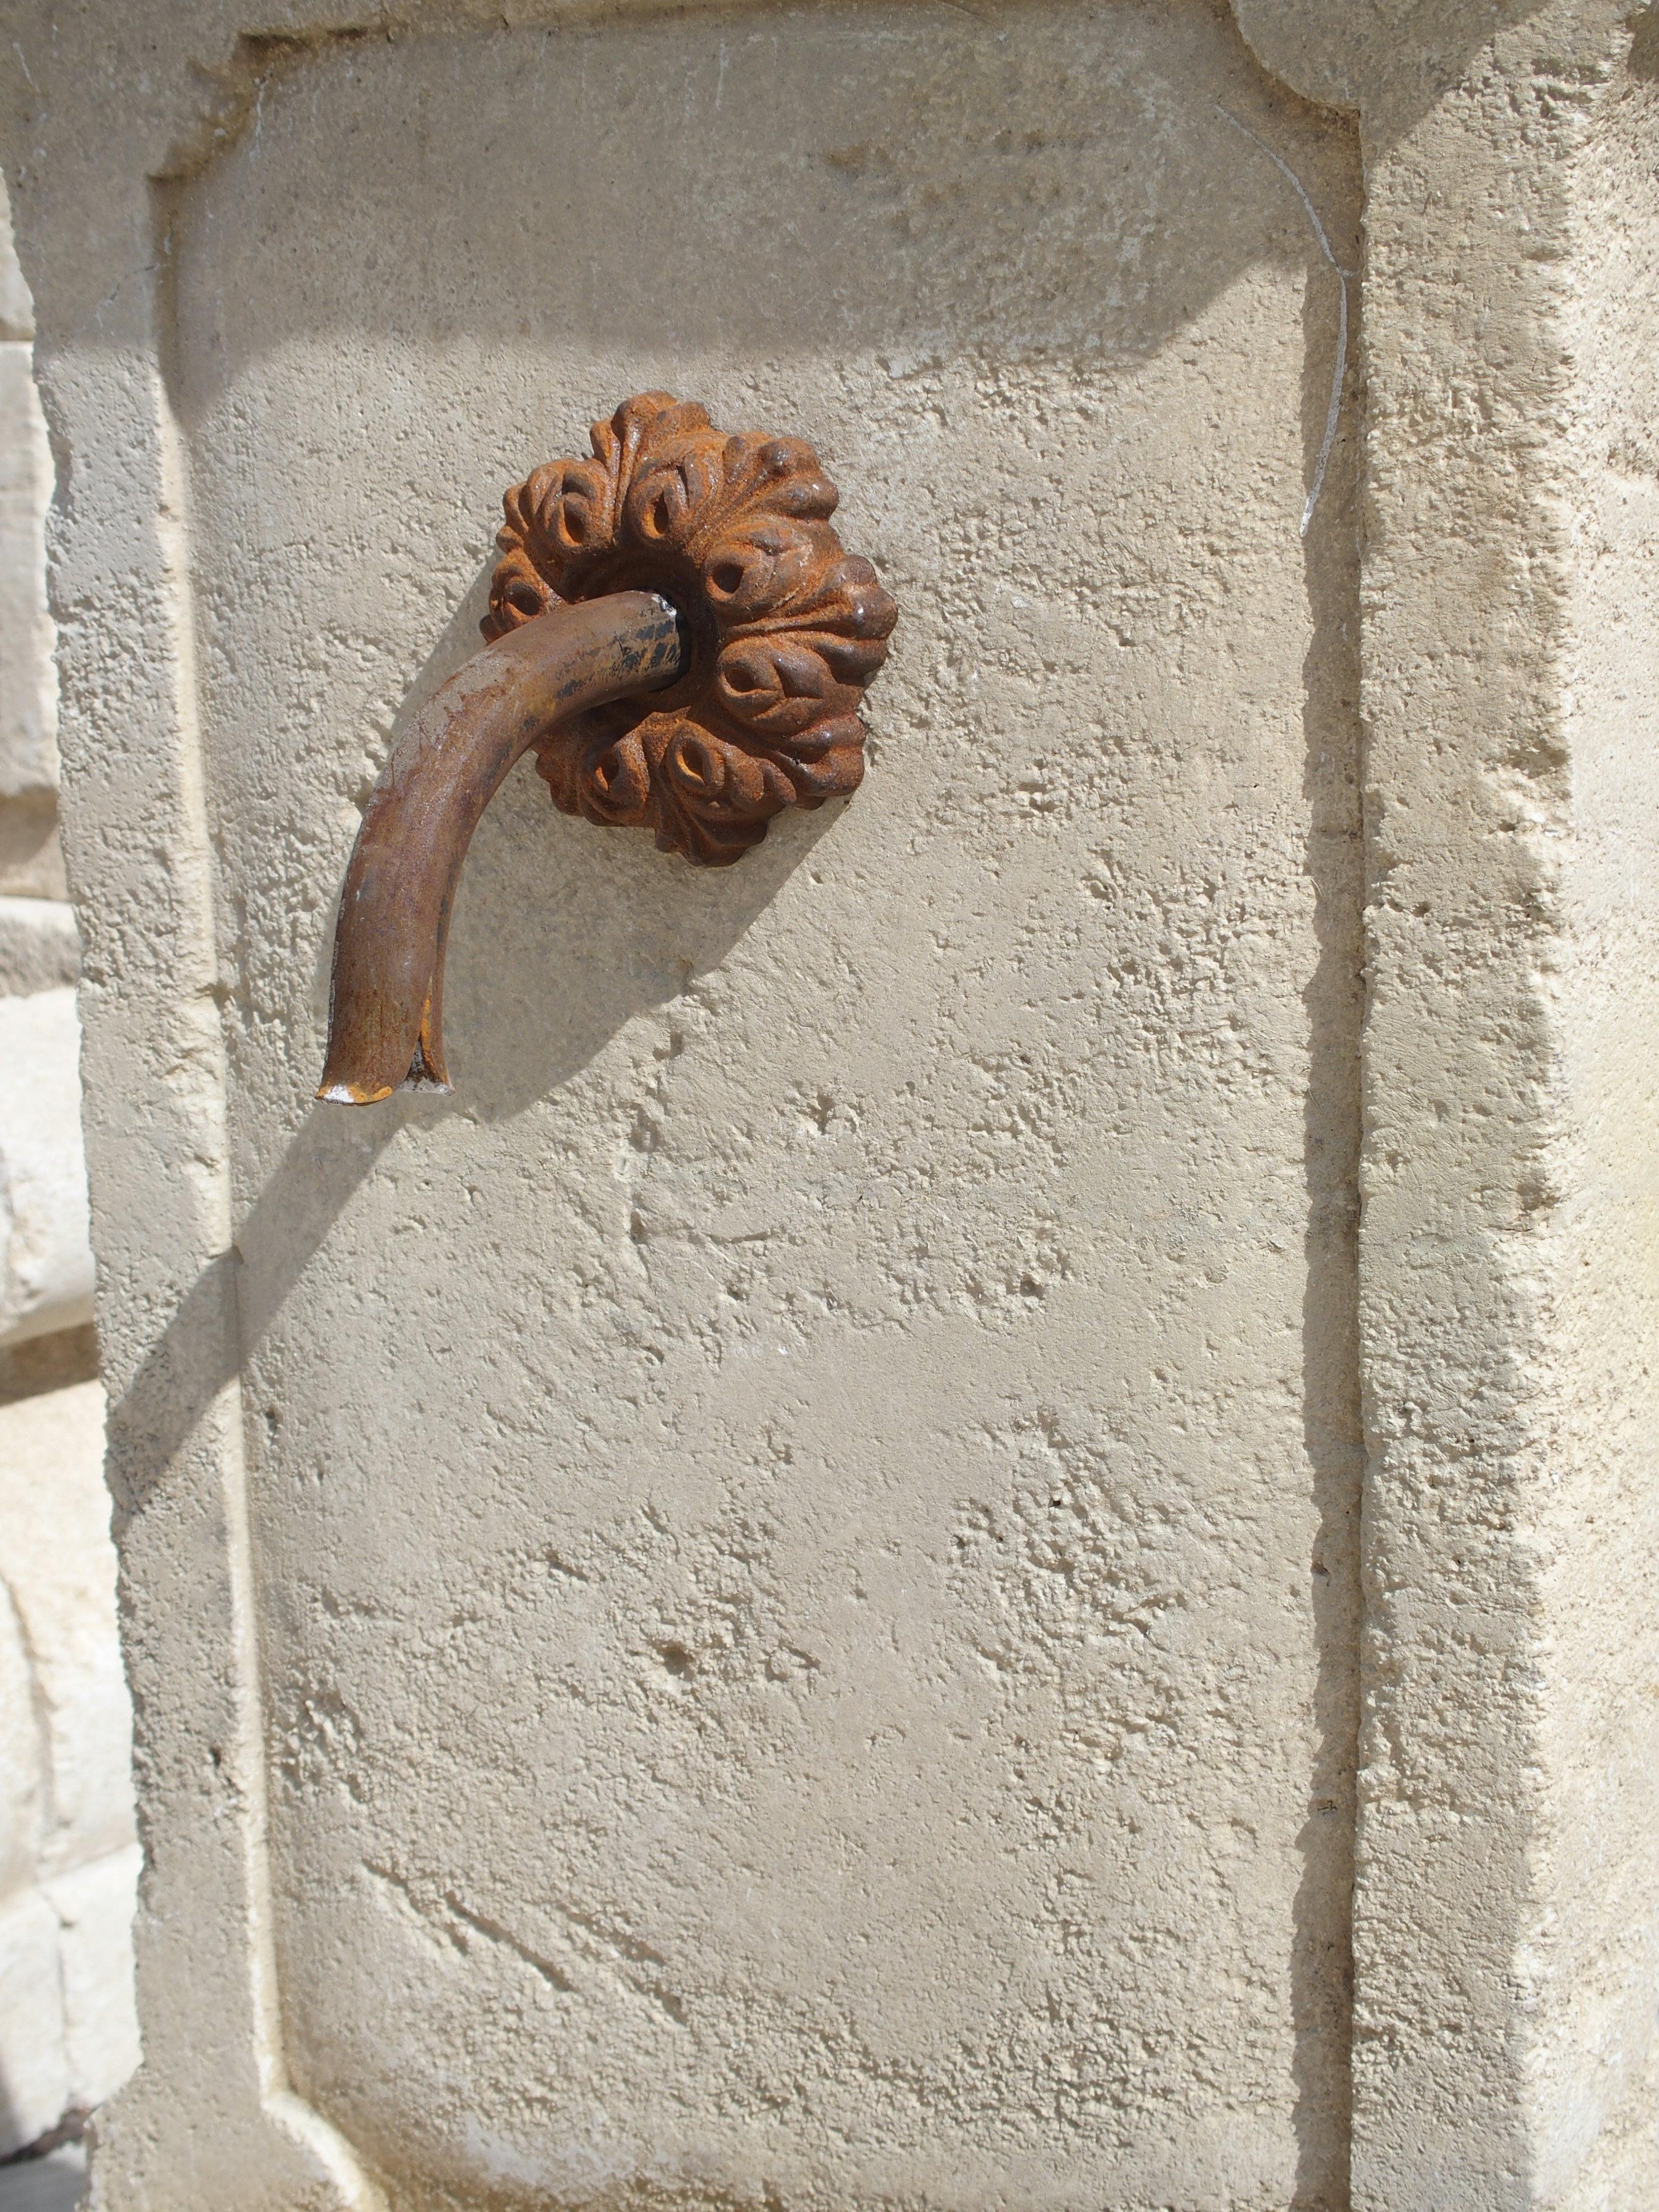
[0,1886,70,2153]
[2,2,1657,2208]
[0,896,79,997]
[0,1377,132,1870]
[0,327,55,798]
[0,989,93,1346]
[45,1845,143,2113]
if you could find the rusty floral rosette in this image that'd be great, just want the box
[481,392,896,865]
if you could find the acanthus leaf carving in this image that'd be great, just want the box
[482,392,896,865]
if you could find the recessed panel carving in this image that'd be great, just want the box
[174,4,1362,2205]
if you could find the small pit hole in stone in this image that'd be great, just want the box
[657,1641,695,1678]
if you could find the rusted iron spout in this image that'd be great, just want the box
[317,591,685,1105]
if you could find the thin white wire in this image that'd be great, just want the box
[1215,105,1354,537]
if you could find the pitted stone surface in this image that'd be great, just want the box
[7,1,1659,2208]
[170,9,1362,2206]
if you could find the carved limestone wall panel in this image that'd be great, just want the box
[161,9,1364,2201]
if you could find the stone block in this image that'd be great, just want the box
[0,900,78,997]
[0,991,94,1346]
[0,1886,68,2156]
[0,1377,132,1873]
[0,1562,40,1905]
[0,1370,138,2154]
[5,2,1659,2208]
[0,341,54,801]
[43,1847,140,2114]
[0,178,32,345]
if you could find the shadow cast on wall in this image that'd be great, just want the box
[1234,0,1585,135]
[326,557,852,1126]
[108,0,1374,2199]
[116,0,1374,1465]
[110,0,1369,1500]
[106,542,841,1524]
[161,0,1367,1152]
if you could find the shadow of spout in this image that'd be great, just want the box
[316,590,685,1104]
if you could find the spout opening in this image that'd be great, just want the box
[316,1079,396,1107]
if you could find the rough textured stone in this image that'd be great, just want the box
[0,1,1655,2209]
[0,1551,41,1903]
[0,989,94,1346]
[0,898,79,997]
[45,1847,143,2113]
[0,175,136,2169]
[0,340,55,799]
[0,1886,70,2148]
[168,14,1362,2206]
[0,1381,134,1875]
[0,182,55,802]
[0,1373,140,2155]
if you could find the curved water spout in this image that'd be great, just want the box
[317,591,684,1104]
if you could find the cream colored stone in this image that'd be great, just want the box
[0,1885,70,2152]
[0,175,134,2176]
[1249,14,1659,2208]
[0,897,79,997]
[0,1372,139,2153]
[0,180,56,806]
[0,339,56,799]
[2,1,1658,2209]
[0,178,32,345]
[0,1565,40,1903]
[171,17,1362,2205]
[0,989,94,1345]
[46,1846,143,2112]
[0,1378,132,1871]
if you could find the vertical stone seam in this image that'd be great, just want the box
[1223,21,1370,2198]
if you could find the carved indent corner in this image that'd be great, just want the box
[483,391,897,865]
